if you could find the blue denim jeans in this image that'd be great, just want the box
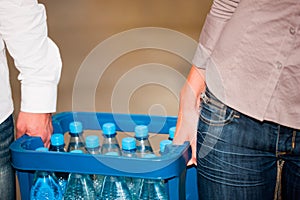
[197,89,300,200]
[0,115,15,200]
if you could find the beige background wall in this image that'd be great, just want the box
[9,0,212,117]
[9,1,212,199]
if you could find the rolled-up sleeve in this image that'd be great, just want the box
[0,0,62,113]
[193,0,240,69]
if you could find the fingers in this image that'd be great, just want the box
[187,158,197,166]
[26,121,52,147]
[16,112,53,147]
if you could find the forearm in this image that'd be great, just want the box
[179,65,206,114]
[174,65,206,165]
[185,65,206,99]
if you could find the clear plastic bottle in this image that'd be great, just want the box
[136,141,170,200]
[49,133,65,152]
[100,176,132,200]
[121,137,141,199]
[138,178,169,200]
[66,121,86,153]
[134,125,154,158]
[121,137,137,158]
[99,136,132,200]
[100,122,121,156]
[63,150,96,200]
[85,135,101,154]
[168,126,176,141]
[30,147,63,200]
[85,135,104,199]
[49,134,68,195]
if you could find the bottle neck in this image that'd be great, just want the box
[122,149,137,158]
[135,136,149,141]
[69,132,83,136]
[103,133,117,138]
[136,139,152,149]
[102,136,118,145]
[69,135,84,143]
[86,146,100,154]
[136,139,153,157]
[49,144,65,152]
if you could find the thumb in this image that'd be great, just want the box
[16,117,27,139]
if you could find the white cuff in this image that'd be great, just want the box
[21,84,57,113]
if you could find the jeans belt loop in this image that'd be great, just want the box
[200,92,209,104]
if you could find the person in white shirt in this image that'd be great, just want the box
[0,1,62,199]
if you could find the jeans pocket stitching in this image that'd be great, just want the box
[199,105,236,126]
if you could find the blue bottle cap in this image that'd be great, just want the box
[85,135,100,148]
[160,140,172,153]
[69,121,83,134]
[102,123,116,135]
[70,149,83,154]
[122,137,136,151]
[35,147,49,152]
[50,134,64,146]
[168,127,176,140]
[134,125,148,138]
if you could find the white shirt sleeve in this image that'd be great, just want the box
[0,0,62,113]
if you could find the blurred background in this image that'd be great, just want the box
[7,1,212,198]
[9,0,212,117]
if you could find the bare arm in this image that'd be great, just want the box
[173,65,206,165]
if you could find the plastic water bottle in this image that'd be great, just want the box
[100,176,133,200]
[49,134,68,195]
[30,147,63,200]
[136,152,169,200]
[159,139,173,156]
[85,135,104,198]
[133,125,169,199]
[63,150,96,200]
[99,136,132,200]
[121,137,141,199]
[138,178,169,200]
[134,125,154,158]
[49,133,65,152]
[85,135,101,154]
[121,137,137,158]
[168,126,176,141]
[100,122,121,156]
[136,141,170,200]
[66,121,86,153]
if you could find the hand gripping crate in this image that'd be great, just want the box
[10,112,198,200]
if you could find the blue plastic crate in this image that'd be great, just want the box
[10,112,198,200]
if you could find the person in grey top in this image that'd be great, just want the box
[174,0,300,199]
